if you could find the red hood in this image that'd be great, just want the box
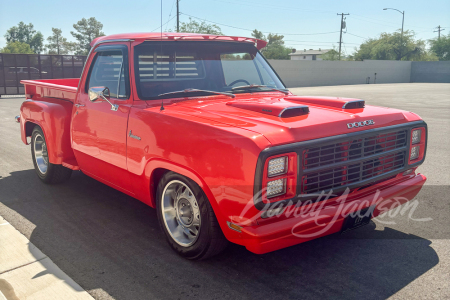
[147,93,422,146]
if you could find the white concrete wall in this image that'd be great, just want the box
[268,59,412,88]
[411,61,450,83]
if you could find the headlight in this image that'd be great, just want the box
[266,178,286,198]
[412,129,421,144]
[267,156,288,177]
[410,145,420,160]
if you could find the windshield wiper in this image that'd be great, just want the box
[231,84,289,95]
[158,88,235,98]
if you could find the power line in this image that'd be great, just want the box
[180,12,340,36]
[214,0,434,31]
[211,0,333,14]
[350,14,433,31]
[284,39,359,45]
[151,15,177,32]
[165,0,177,31]
[346,32,370,40]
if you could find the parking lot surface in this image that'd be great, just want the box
[0,83,449,299]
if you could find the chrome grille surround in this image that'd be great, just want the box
[252,121,428,210]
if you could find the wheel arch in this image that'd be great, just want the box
[20,99,75,165]
[144,159,227,229]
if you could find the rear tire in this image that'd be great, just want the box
[156,171,228,260]
[31,126,72,184]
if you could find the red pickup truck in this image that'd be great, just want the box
[17,33,427,259]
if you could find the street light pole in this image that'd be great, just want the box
[383,8,405,60]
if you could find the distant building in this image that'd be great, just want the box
[289,48,332,61]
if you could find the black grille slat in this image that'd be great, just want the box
[303,130,407,169]
[303,154,405,182]
[304,159,404,185]
[302,151,406,194]
[301,129,408,195]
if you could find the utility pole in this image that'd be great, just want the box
[337,13,349,60]
[434,25,445,39]
[176,0,180,33]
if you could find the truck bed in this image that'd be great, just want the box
[20,78,80,102]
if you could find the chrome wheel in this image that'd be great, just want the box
[161,180,201,247]
[33,133,48,174]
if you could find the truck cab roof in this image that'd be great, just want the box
[90,32,267,50]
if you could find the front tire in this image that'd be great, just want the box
[31,126,72,184]
[156,171,228,260]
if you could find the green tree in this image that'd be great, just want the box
[4,22,44,53]
[251,30,291,59]
[353,30,427,61]
[177,18,223,35]
[1,41,34,54]
[251,29,264,40]
[429,34,450,61]
[46,28,76,55]
[321,48,339,60]
[71,17,105,55]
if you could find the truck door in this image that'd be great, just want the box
[71,43,133,194]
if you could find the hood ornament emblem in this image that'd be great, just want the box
[347,119,375,129]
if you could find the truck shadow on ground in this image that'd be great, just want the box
[0,170,440,300]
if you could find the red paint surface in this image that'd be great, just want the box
[18,33,427,254]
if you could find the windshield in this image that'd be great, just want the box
[134,41,286,99]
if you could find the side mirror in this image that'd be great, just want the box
[88,87,118,111]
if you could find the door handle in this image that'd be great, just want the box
[75,104,85,107]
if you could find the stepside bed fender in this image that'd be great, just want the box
[20,99,75,165]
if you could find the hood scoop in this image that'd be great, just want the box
[285,96,365,109]
[226,100,309,118]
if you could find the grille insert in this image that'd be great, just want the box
[301,151,406,194]
[303,130,407,170]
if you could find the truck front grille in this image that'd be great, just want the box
[301,151,406,194]
[303,130,407,169]
[301,129,407,195]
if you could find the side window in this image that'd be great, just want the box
[87,50,129,99]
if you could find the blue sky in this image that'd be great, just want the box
[0,0,449,54]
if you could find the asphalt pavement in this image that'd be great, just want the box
[0,83,449,300]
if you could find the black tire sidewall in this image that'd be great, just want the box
[156,172,215,260]
[31,126,53,182]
